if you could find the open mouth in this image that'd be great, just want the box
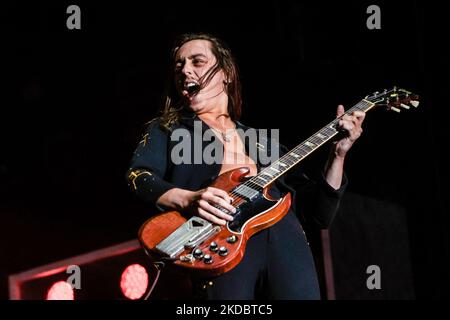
[184,81,200,94]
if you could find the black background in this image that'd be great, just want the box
[1,1,449,299]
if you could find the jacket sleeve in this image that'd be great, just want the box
[279,144,347,229]
[126,119,176,206]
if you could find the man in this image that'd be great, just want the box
[127,33,365,299]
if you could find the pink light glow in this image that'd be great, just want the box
[120,264,149,300]
[46,281,74,300]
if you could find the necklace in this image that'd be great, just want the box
[210,123,236,142]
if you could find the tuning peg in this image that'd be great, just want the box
[400,103,410,110]
[390,106,401,113]
[399,88,412,94]
[410,100,419,108]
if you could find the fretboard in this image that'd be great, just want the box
[247,99,376,188]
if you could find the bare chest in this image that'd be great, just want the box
[218,133,258,176]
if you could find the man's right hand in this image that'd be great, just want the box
[156,187,236,225]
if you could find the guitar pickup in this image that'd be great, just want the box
[233,185,260,201]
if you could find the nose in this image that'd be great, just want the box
[181,61,193,77]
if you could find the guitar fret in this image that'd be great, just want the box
[287,156,298,164]
[255,176,268,183]
[280,158,295,169]
[316,133,326,139]
[253,102,362,188]
[296,147,307,155]
[251,181,265,188]
[312,139,323,146]
[281,156,293,163]
[328,125,337,131]
[297,147,309,155]
[282,159,295,167]
[255,177,267,184]
[271,163,280,171]
[267,167,280,173]
[261,172,273,178]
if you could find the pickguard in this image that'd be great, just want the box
[227,193,280,233]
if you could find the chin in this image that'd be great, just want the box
[188,99,204,112]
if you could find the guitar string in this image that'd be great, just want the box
[237,102,369,194]
[217,94,390,215]
[205,90,410,230]
[221,100,374,210]
[238,88,404,198]
[224,104,366,204]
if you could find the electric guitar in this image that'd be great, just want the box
[138,87,419,277]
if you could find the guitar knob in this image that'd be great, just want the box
[226,235,238,244]
[193,248,204,259]
[218,246,228,256]
[209,242,218,252]
[203,254,213,264]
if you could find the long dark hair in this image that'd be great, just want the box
[159,33,242,129]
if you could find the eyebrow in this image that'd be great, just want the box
[175,53,208,63]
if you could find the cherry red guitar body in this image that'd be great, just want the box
[139,167,291,277]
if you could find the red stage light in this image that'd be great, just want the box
[46,281,75,300]
[120,264,148,300]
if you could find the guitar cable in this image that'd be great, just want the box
[143,260,165,300]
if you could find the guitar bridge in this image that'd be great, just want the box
[155,216,220,258]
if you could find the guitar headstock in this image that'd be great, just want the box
[365,87,420,113]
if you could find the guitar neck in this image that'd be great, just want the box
[248,99,376,188]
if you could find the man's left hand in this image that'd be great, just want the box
[334,104,365,158]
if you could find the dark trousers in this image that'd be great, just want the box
[201,211,321,300]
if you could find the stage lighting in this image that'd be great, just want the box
[120,264,149,300]
[46,281,74,300]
